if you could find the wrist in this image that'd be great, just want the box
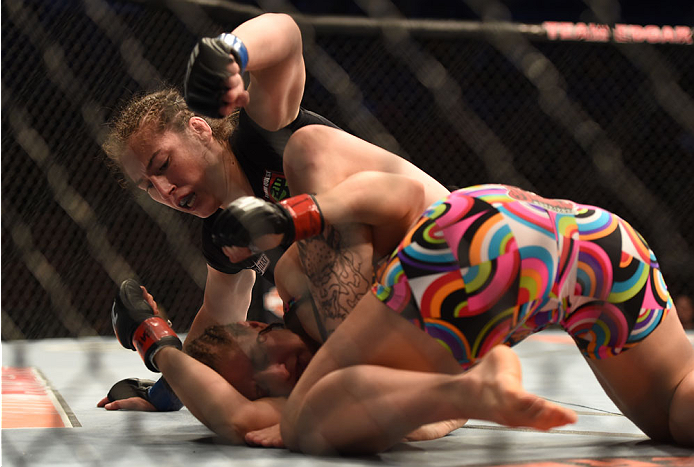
[133,317,182,372]
[279,194,324,243]
[152,345,179,369]
[147,377,183,411]
[217,33,248,73]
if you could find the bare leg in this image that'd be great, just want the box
[585,307,694,445]
[283,345,576,455]
[281,292,576,454]
[283,293,465,421]
[280,293,471,452]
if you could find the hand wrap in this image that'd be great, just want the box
[184,33,249,118]
[112,279,182,372]
[278,194,324,243]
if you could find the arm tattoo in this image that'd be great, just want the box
[297,226,372,339]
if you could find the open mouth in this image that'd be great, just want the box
[179,193,196,209]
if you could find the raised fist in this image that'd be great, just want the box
[184,34,249,118]
[111,279,182,372]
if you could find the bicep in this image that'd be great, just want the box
[316,171,426,230]
[283,125,398,196]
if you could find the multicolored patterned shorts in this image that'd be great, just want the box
[372,185,671,368]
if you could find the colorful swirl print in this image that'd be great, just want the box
[372,185,671,367]
[563,300,630,358]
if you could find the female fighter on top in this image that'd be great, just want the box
[99,12,450,413]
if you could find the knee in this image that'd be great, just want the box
[279,412,301,452]
[279,385,324,454]
[669,369,694,446]
[280,401,336,455]
[280,370,382,455]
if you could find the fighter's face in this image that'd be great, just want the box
[121,120,224,218]
[217,322,314,400]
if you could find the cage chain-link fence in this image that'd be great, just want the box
[3,0,693,344]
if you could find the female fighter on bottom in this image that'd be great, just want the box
[214,172,693,452]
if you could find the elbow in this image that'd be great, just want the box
[256,13,303,55]
[285,126,324,166]
[199,405,251,445]
[281,13,303,50]
[276,14,302,56]
[268,13,300,35]
[210,409,261,446]
[212,421,247,445]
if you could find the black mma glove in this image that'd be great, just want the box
[111,279,182,372]
[212,194,324,251]
[107,378,154,402]
[107,377,183,412]
[184,33,249,118]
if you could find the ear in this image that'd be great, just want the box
[188,116,213,142]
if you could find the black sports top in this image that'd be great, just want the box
[201,107,339,283]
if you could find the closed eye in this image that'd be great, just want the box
[158,158,169,173]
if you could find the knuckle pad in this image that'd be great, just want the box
[184,37,233,118]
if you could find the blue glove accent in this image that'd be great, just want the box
[217,33,249,74]
[147,377,183,411]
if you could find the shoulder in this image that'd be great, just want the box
[283,124,342,165]
[232,108,340,164]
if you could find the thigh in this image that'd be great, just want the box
[293,293,464,398]
[585,308,694,440]
[332,293,464,374]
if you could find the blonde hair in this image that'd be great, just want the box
[102,88,238,184]
[184,323,252,374]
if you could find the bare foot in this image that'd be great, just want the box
[404,419,468,441]
[245,423,285,448]
[461,346,577,430]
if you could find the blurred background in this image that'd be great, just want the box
[3,0,693,340]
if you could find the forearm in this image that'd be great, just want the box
[184,268,254,345]
[155,347,284,443]
[314,171,426,229]
[184,303,219,347]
